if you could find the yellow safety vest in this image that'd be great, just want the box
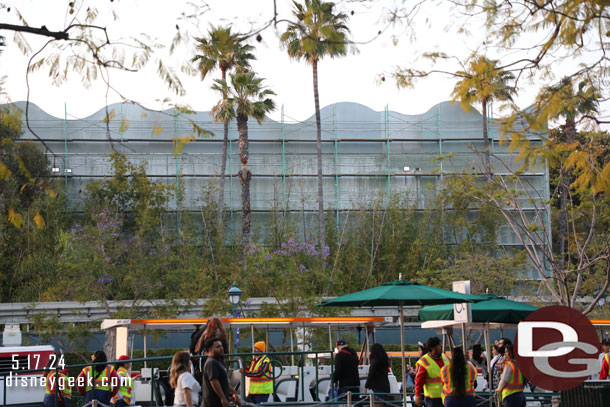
[605,353,610,367]
[248,355,273,394]
[111,367,132,405]
[501,360,525,401]
[44,371,72,399]
[419,353,450,398]
[82,365,115,392]
[440,361,476,404]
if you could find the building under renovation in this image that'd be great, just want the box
[16,100,549,274]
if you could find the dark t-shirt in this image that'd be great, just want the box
[202,356,230,407]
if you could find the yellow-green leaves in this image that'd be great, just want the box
[8,209,24,229]
[451,56,515,112]
[0,162,11,180]
[34,211,46,229]
[152,124,163,136]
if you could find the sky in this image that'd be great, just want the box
[0,0,597,124]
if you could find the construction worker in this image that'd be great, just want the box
[599,338,610,380]
[112,355,134,406]
[414,337,450,407]
[440,347,477,407]
[246,341,274,404]
[43,358,71,407]
[496,343,525,407]
[77,350,120,404]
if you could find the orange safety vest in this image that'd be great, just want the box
[44,371,72,399]
[418,353,451,398]
[111,366,133,405]
[501,360,525,400]
[440,362,476,404]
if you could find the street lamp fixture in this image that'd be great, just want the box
[228,282,242,306]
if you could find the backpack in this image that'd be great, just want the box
[190,325,206,383]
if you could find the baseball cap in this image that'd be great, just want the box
[118,355,130,361]
[336,340,347,347]
[602,338,610,346]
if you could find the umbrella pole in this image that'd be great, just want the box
[485,323,493,407]
[400,305,407,407]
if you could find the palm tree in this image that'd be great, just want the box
[213,71,275,253]
[281,0,351,250]
[541,78,599,274]
[192,26,254,227]
[452,56,515,179]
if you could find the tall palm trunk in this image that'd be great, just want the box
[217,69,228,229]
[237,113,251,255]
[312,58,325,249]
[481,98,491,180]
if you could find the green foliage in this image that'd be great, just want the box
[451,56,515,113]
[280,0,352,65]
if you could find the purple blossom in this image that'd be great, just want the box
[298,264,306,273]
[112,233,119,238]
[156,282,163,287]
[248,245,256,255]
[97,277,113,284]
[70,223,83,234]
[265,255,272,261]
[322,245,330,259]
[255,269,260,274]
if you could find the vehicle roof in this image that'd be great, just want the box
[101,316,392,330]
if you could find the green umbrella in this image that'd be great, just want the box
[319,280,483,407]
[418,294,538,324]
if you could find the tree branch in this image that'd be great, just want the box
[0,23,69,40]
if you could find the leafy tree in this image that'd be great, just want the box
[192,26,254,227]
[281,0,352,250]
[451,56,515,179]
[212,71,275,254]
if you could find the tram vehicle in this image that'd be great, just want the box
[101,316,398,406]
[0,345,55,406]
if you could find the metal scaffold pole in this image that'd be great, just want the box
[385,105,391,203]
[229,131,234,235]
[281,104,286,209]
[64,103,68,214]
[120,103,124,154]
[333,104,339,228]
[175,111,180,237]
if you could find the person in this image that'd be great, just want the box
[414,337,450,407]
[365,343,390,407]
[470,344,487,384]
[77,350,120,404]
[599,338,610,380]
[496,343,525,407]
[490,345,503,391]
[202,338,242,407]
[331,339,360,400]
[492,338,511,390]
[407,342,427,382]
[170,350,201,407]
[246,341,274,404]
[195,317,229,355]
[111,355,134,407]
[43,358,71,407]
[440,347,477,407]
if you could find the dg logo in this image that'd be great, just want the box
[514,305,600,391]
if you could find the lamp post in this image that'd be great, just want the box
[228,282,242,353]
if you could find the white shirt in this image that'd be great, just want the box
[174,372,201,406]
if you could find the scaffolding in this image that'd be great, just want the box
[16,100,549,253]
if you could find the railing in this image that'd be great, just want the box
[0,351,560,407]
